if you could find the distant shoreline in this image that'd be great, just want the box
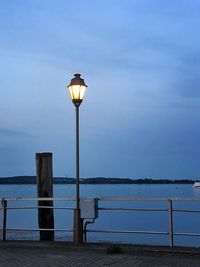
[0,176,196,184]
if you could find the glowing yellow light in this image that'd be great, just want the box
[68,74,87,105]
[68,85,86,101]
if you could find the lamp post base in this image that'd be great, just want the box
[73,208,83,244]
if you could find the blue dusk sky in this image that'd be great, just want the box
[0,0,200,179]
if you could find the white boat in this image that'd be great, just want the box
[193,182,200,188]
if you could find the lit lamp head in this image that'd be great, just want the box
[68,73,87,107]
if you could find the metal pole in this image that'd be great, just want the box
[76,106,80,209]
[73,105,83,243]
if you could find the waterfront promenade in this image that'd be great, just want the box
[0,241,200,266]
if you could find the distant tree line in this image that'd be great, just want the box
[0,176,197,184]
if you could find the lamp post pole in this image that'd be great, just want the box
[67,73,87,244]
[73,104,83,244]
[76,105,80,210]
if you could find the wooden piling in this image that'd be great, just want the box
[36,152,54,241]
[168,199,174,247]
[2,199,7,241]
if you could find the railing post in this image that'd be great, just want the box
[2,199,7,241]
[168,199,173,247]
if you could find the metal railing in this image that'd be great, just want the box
[1,197,75,241]
[1,197,200,247]
[85,197,200,247]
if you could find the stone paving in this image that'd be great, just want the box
[0,241,200,267]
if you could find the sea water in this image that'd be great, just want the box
[0,184,200,247]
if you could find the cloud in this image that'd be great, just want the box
[0,128,31,138]
[178,76,200,98]
[0,146,14,152]
[173,51,200,99]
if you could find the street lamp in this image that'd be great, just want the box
[67,73,87,243]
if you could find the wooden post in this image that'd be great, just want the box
[2,199,7,241]
[36,152,54,241]
[168,199,174,247]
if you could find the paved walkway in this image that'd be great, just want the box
[0,241,200,266]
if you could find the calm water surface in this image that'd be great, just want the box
[0,184,200,247]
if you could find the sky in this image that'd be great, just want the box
[0,0,200,179]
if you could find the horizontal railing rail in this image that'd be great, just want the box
[99,207,168,211]
[98,197,200,201]
[4,228,72,232]
[86,229,168,235]
[1,197,75,201]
